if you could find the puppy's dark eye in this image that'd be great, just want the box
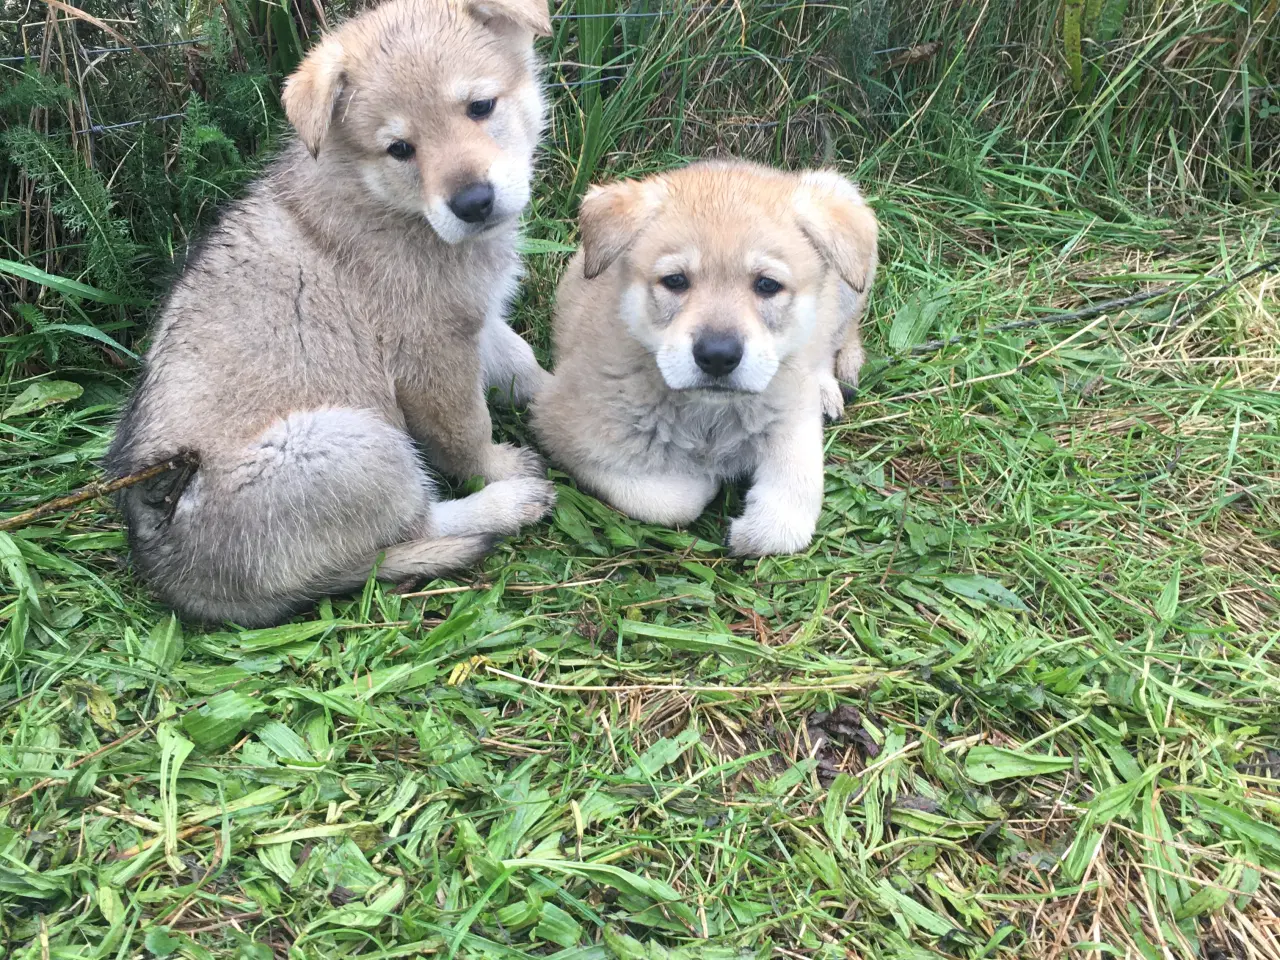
[387,140,415,160]
[660,273,689,292]
[754,276,783,296]
[467,98,497,120]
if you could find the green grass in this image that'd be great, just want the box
[3,1,1280,958]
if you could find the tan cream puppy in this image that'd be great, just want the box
[532,160,878,556]
[107,0,556,626]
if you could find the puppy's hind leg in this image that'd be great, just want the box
[430,476,557,538]
[334,473,558,590]
[833,277,873,399]
[129,408,494,626]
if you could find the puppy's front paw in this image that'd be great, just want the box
[484,442,546,482]
[726,508,816,557]
[483,476,557,531]
[819,375,845,422]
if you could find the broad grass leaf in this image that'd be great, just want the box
[3,380,83,419]
[255,720,316,765]
[823,773,858,859]
[889,808,983,839]
[257,842,296,884]
[874,878,956,936]
[965,745,1075,783]
[617,620,776,662]
[0,257,139,304]
[181,689,268,752]
[140,615,184,673]
[39,322,138,359]
[888,291,949,352]
[157,722,194,869]
[1087,765,1161,823]
[1174,859,1243,921]
[1195,798,1280,855]
[1062,825,1104,882]
[552,499,607,555]
[516,235,577,255]
[1155,563,1180,621]
[502,859,698,928]
[534,902,583,948]
[623,727,700,780]
[1095,0,1129,42]
[176,785,292,826]
[309,878,405,929]
[939,575,1029,612]
[601,927,757,959]
[144,926,181,958]
[233,620,334,652]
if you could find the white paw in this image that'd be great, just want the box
[484,442,546,482]
[481,476,558,532]
[819,376,845,421]
[726,506,817,557]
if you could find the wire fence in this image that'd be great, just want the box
[2,2,866,150]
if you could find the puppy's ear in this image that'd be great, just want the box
[579,178,666,280]
[282,37,347,158]
[793,170,879,292]
[468,0,553,38]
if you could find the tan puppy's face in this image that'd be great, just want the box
[579,163,877,393]
[282,0,551,243]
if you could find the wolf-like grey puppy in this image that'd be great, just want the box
[107,0,557,626]
[531,160,878,557]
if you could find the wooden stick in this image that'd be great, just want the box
[0,452,197,533]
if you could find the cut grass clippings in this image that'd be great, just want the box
[3,0,1280,958]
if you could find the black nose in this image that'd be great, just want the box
[692,332,744,378]
[448,182,495,224]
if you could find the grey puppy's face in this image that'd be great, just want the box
[282,0,551,244]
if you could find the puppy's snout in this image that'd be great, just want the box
[692,332,744,378]
[448,182,495,224]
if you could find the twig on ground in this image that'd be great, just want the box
[0,452,198,533]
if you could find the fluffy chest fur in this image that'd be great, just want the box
[601,358,795,479]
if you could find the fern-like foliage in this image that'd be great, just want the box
[2,126,140,295]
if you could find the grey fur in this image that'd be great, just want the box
[107,0,556,626]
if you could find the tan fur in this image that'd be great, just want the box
[107,0,555,626]
[531,160,879,556]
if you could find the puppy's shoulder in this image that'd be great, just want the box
[548,250,605,359]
